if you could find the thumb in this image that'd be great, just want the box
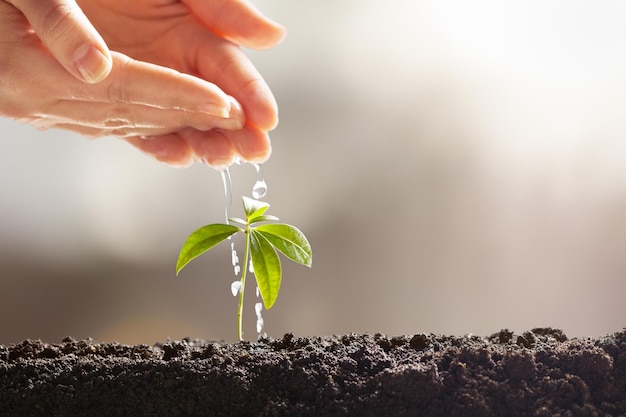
[8,0,112,83]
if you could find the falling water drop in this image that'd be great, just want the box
[252,164,267,199]
[255,302,264,333]
[252,181,267,200]
[231,281,242,297]
[222,167,241,277]
[231,241,240,274]
[231,244,239,267]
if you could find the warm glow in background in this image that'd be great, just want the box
[2,0,626,344]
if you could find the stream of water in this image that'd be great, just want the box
[221,164,268,338]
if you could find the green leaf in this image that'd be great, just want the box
[242,196,269,223]
[254,224,312,267]
[248,214,279,225]
[228,217,247,226]
[250,230,282,309]
[176,224,240,274]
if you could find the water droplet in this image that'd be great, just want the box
[255,302,264,333]
[252,181,267,200]
[231,281,242,296]
[256,286,260,297]
[230,242,240,275]
[251,164,267,199]
[249,259,254,274]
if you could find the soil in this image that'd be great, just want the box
[1,328,625,417]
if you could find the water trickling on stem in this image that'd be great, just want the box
[221,163,269,338]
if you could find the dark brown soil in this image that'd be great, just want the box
[1,328,625,417]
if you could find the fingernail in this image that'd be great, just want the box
[215,118,244,130]
[74,44,111,83]
[203,96,245,129]
[210,96,245,130]
[227,96,245,126]
[199,103,230,118]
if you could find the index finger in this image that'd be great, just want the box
[70,51,237,120]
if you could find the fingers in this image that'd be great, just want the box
[123,126,271,168]
[47,52,246,134]
[7,0,112,83]
[182,129,236,168]
[26,100,241,138]
[84,52,241,121]
[183,0,286,50]
[124,129,234,168]
[223,127,272,164]
[196,41,279,132]
[3,0,277,170]
[189,126,272,166]
[0,27,246,139]
[125,134,194,168]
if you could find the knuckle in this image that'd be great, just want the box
[106,57,133,104]
[37,3,76,44]
[106,80,124,104]
[101,105,134,132]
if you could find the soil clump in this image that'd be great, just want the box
[1,328,625,416]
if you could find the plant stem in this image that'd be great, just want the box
[237,225,251,341]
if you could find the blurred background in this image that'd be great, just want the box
[2,0,626,344]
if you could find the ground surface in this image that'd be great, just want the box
[0,328,625,417]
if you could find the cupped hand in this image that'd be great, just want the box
[2,0,286,168]
[0,3,244,133]
[78,0,286,167]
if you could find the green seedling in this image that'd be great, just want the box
[176,196,312,340]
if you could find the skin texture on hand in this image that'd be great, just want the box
[3,0,112,83]
[0,0,286,168]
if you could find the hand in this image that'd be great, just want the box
[1,0,285,168]
[77,0,286,167]
[0,3,244,132]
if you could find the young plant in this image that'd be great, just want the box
[176,196,312,340]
